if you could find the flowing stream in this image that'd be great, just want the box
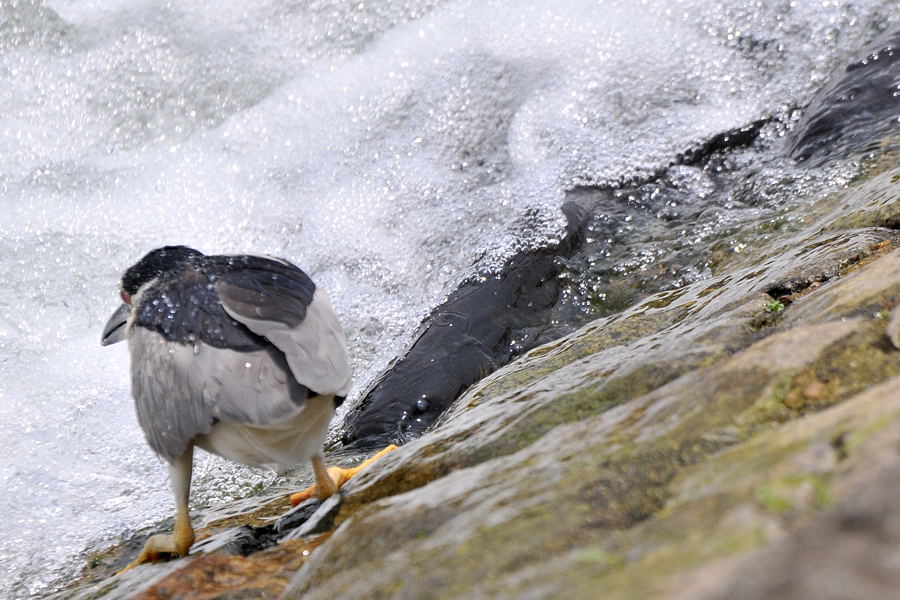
[0,1,896,597]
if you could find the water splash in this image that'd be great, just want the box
[0,0,897,597]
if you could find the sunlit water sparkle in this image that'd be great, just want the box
[0,0,896,597]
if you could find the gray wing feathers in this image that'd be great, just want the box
[129,328,308,462]
[218,288,352,397]
[194,345,308,425]
[214,279,307,328]
[130,327,215,462]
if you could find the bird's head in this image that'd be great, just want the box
[120,245,204,302]
[101,245,204,346]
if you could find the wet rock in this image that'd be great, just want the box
[284,245,900,599]
[49,466,352,598]
[671,389,900,600]
[84,537,327,600]
[190,526,262,556]
[674,119,770,167]
[129,539,326,600]
[274,499,325,535]
[279,157,900,598]
[340,244,568,449]
[53,511,331,600]
[886,302,900,349]
[332,223,900,512]
[789,29,900,163]
[283,495,343,539]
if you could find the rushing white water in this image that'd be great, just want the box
[0,0,896,597]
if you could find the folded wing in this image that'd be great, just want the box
[129,255,350,462]
[214,258,352,398]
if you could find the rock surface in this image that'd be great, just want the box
[789,29,900,163]
[50,151,900,599]
[283,162,900,600]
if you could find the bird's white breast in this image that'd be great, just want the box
[193,394,336,468]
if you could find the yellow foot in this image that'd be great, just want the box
[290,444,399,506]
[116,531,192,574]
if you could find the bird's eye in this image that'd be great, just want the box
[120,290,132,305]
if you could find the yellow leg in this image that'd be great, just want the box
[118,447,195,574]
[290,444,398,506]
[311,454,339,500]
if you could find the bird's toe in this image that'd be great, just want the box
[290,444,398,506]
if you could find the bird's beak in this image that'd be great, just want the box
[101,303,131,346]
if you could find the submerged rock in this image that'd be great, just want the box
[339,243,567,449]
[789,29,900,163]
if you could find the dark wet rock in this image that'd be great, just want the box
[340,108,795,451]
[274,499,324,535]
[674,119,770,167]
[339,245,568,449]
[283,495,343,539]
[340,191,612,449]
[790,29,900,163]
[190,525,263,556]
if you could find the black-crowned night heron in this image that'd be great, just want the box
[101,246,395,570]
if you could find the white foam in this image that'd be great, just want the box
[1,0,897,596]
